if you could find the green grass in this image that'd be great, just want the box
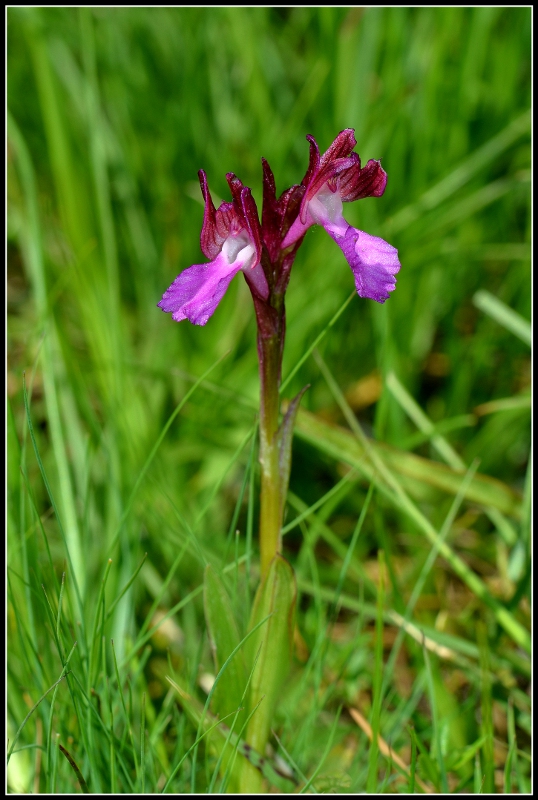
[7,7,530,793]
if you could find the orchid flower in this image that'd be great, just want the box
[282,129,401,303]
[158,171,268,326]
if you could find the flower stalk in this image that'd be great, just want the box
[256,294,285,577]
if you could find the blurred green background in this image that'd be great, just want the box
[8,7,530,794]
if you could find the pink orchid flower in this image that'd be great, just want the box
[158,171,268,326]
[282,129,401,303]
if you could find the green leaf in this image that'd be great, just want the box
[473,289,531,346]
[203,564,248,718]
[166,677,296,793]
[240,555,296,792]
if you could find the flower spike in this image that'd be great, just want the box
[159,128,401,326]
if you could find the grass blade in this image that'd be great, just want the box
[473,289,531,346]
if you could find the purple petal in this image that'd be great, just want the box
[338,158,387,202]
[319,129,357,166]
[281,206,315,248]
[158,253,242,326]
[243,259,269,300]
[298,131,356,225]
[330,226,400,303]
[306,154,358,204]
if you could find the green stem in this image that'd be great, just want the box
[258,325,283,579]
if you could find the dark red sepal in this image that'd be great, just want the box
[199,170,227,259]
[240,186,263,264]
[338,158,387,201]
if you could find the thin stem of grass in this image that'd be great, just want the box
[110,639,140,782]
[367,551,385,793]
[8,643,76,762]
[422,642,448,793]
[408,726,417,793]
[140,691,146,794]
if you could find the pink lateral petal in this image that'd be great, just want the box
[338,159,387,202]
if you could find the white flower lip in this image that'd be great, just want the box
[308,189,348,239]
[223,233,255,267]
